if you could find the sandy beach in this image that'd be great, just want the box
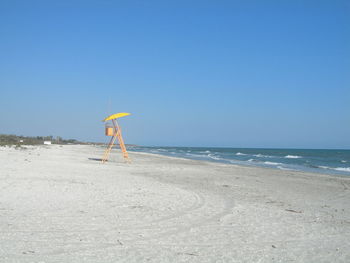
[0,145,349,262]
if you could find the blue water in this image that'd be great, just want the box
[128,146,350,176]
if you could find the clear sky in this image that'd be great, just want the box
[0,0,349,149]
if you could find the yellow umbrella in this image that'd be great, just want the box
[102,112,131,122]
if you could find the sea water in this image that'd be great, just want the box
[128,146,350,176]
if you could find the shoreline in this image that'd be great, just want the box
[1,144,349,262]
[127,146,350,177]
[129,148,350,180]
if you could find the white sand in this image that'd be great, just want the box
[0,145,349,262]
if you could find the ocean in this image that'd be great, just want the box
[128,146,350,176]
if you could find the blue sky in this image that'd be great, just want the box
[0,0,349,148]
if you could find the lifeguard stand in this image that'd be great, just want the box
[101,112,131,163]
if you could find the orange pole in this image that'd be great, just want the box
[112,119,130,162]
[102,134,117,163]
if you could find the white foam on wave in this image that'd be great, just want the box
[208,154,221,160]
[318,166,350,173]
[341,160,347,163]
[319,166,330,169]
[264,161,282,166]
[236,152,247,156]
[254,154,273,158]
[248,159,255,162]
[285,155,302,159]
[334,167,350,172]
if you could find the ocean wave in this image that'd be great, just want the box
[208,154,221,160]
[285,155,302,159]
[318,166,350,173]
[318,166,330,169]
[254,154,273,158]
[264,161,283,166]
[157,149,167,152]
[236,152,247,156]
[248,159,255,162]
[341,160,347,163]
[334,167,350,172]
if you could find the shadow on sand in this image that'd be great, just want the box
[88,158,103,162]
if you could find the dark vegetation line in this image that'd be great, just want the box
[0,134,84,147]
